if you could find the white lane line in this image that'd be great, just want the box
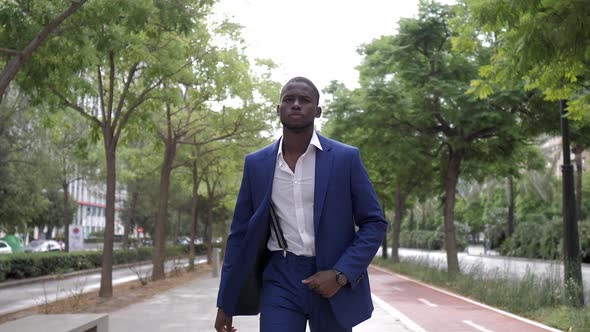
[372,293,428,332]
[418,298,438,307]
[370,265,563,332]
[393,286,404,291]
[463,320,494,332]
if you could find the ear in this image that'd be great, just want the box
[276,104,280,116]
[315,106,322,118]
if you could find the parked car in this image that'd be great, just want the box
[176,236,203,246]
[140,238,154,247]
[0,235,23,253]
[24,240,62,253]
[175,236,191,246]
[0,240,12,254]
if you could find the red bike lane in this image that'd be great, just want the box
[368,265,563,332]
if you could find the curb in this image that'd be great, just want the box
[0,258,195,290]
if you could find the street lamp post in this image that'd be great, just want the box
[560,99,584,307]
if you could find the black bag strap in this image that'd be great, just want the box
[269,202,288,256]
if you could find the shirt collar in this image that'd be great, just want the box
[277,130,323,157]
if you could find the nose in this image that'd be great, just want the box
[291,97,302,109]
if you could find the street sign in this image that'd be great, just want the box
[68,225,84,252]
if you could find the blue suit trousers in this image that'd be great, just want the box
[260,251,352,332]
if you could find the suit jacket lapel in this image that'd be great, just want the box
[314,134,333,234]
[261,140,280,206]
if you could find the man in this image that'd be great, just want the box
[215,77,387,332]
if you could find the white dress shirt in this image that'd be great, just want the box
[267,131,322,257]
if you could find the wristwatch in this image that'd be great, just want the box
[334,270,348,286]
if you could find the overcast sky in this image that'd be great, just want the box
[214,0,455,94]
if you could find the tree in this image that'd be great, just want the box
[570,123,590,222]
[30,189,76,239]
[461,143,546,243]
[0,89,49,234]
[117,122,163,248]
[148,51,278,279]
[323,80,436,263]
[41,109,93,249]
[178,131,270,270]
[0,0,88,103]
[336,0,553,274]
[174,60,278,271]
[463,0,590,306]
[16,0,220,298]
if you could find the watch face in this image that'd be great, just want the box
[337,273,347,286]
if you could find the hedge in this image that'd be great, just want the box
[500,219,590,263]
[0,245,204,282]
[400,229,468,251]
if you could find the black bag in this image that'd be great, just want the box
[234,232,270,315]
[234,203,286,315]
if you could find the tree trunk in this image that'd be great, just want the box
[63,179,70,251]
[443,149,462,274]
[409,207,415,231]
[45,225,54,240]
[99,146,116,298]
[152,138,177,281]
[560,100,583,307]
[507,176,515,236]
[573,146,583,222]
[420,202,427,230]
[189,160,199,270]
[205,195,213,264]
[204,178,218,264]
[391,183,405,263]
[176,208,181,241]
[123,191,139,249]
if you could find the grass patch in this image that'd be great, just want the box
[373,256,590,331]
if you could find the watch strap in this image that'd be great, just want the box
[335,270,347,286]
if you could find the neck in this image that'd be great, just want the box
[282,127,314,155]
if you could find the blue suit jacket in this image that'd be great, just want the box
[217,134,387,328]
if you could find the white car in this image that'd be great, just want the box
[24,240,62,253]
[0,240,12,254]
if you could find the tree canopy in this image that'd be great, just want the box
[461,0,590,119]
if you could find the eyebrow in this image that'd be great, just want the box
[282,93,312,99]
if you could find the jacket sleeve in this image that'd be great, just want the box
[216,156,253,308]
[333,148,388,289]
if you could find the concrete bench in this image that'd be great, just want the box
[0,313,108,332]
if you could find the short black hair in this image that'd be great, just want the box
[280,77,320,105]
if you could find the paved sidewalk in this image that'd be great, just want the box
[109,273,416,331]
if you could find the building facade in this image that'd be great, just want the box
[68,179,127,238]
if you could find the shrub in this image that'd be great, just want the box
[0,245,190,282]
[0,257,10,281]
[176,243,209,255]
[577,221,590,263]
[400,229,467,251]
[500,221,554,259]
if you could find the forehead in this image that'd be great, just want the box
[281,81,315,98]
